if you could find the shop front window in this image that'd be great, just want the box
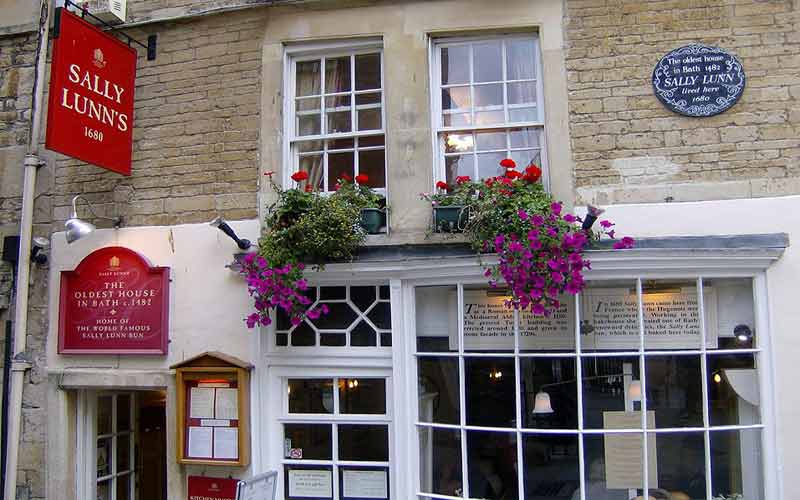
[414,278,764,500]
[281,377,391,500]
[95,393,136,500]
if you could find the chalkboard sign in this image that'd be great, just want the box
[652,44,745,117]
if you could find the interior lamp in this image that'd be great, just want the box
[628,380,642,402]
[532,391,554,414]
[65,195,123,244]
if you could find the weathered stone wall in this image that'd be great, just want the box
[51,10,264,230]
[565,0,800,205]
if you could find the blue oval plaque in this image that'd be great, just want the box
[652,44,746,117]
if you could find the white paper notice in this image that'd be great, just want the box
[187,426,213,458]
[189,387,215,419]
[342,470,388,499]
[200,419,230,427]
[214,388,239,420]
[288,469,332,498]
[213,427,238,460]
[603,411,658,489]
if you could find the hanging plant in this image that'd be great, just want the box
[240,171,367,328]
[430,159,634,317]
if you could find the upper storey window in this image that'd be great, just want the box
[432,35,546,186]
[286,41,386,193]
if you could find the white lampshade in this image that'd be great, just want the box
[65,217,96,244]
[532,391,554,414]
[628,380,642,402]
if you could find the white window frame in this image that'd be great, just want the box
[283,39,387,194]
[429,33,550,190]
[256,252,782,500]
[77,391,136,500]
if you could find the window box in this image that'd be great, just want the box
[433,205,470,233]
[360,208,386,234]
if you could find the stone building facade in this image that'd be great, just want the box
[0,0,797,499]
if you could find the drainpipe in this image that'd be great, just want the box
[3,0,51,498]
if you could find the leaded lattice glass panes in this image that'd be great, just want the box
[414,278,767,500]
[275,284,391,348]
[289,47,386,193]
[433,35,546,186]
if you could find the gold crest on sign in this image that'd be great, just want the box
[109,256,120,268]
[93,48,107,69]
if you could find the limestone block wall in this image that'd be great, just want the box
[564,0,800,205]
[50,10,265,230]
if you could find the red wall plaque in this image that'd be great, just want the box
[187,476,239,500]
[58,247,169,354]
[45,8,137,175]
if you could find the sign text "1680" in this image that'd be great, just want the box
[84,127,104,142]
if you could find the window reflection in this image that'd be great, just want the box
[467,431,517,500]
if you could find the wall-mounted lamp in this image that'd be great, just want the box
[30,237,50,265]
[65,195,123,244]
[210,217,252,250]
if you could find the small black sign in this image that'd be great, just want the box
[652,44,746,117]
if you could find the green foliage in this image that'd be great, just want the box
[334,178,386,210]
[260,177,367,266]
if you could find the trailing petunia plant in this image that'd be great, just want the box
[240,170,366,328]
[433,159,634,317]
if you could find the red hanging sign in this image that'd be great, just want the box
[45,8,137,175]
[187,476,239,500]
[58,247,169,354]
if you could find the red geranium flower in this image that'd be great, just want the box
[500,158,517,169]
[304,184,313,192]
[436,181,450,191]
[524,164,542,183]
[291,171,309,182]
[355,174,369,184]
[505,169,522,179]
[263,170,275,177]
[485,178,495,187]
[456,175,471,185]
[340,173,353,182]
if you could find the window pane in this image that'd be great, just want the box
[360,135,385,147]
[418,357,460,425]
[521,358,577,429]
[444,154,475,185]
[518,295,576,353]
[97,437,112,477]
[116,473,131,500]
[117,433,131,472]
[298,154,323,190]
[285,465,333,500]
[339,378,386,414]
[582,433,646,496]
[466,430,518,499]
[443,112,472,127]
[117,394,131,431]
[509,127,540,149]
[442,86,471,111]
[645,355,703,428]
[642,280,704,350]
[96,480,110,500]
[328,137,354,150]
[476,151,505,179]
[508,81,537,105]
[581,356,642,429]
[419,427,462,497]
[711,429,764,500]
[475,130,506,151]
[98,396,112,435]
[358,108,382,131]
[523,435,579,499]
[444,132,474,153]
[296,96,321,112]
[355,53,381,90]
[510,149,541,172]
[465,357,515,427]
[648,431,706,500]
[328,151,355,189]
[296,60,321,97]
[708,353,760,426]
[320,333,346,346]
[705,278,756,350]
[415,286,458,353]
[284,423,332,460]
[297,140,323,153]
[339,425,388,461]
[324,56,351,93]
[290,321,316,346]
[358,148,386,188]
[474,83,503,108]
[509,106,537,123]
[441,45,469,85]
[473,41,503,82]
[297,113,321,136]
[463,285,515,354]
[474,110,505,126]
[325,95,351,135]
[288,379,334,414]
[580,280,641,352]
[506,38,536,80]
